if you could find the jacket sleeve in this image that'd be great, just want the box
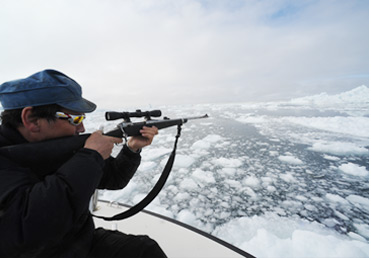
[0,148,104,254]
[97,144,141,190]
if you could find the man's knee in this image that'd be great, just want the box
[90,229,167,258]
[134,235,167,258]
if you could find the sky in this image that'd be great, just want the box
[0,0,369,109]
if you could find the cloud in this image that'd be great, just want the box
[0,0,368,108]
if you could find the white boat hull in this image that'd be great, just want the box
[93,200,253,258]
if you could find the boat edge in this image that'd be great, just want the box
[97,200,255,258]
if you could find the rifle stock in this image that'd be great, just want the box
[0,134,90,177]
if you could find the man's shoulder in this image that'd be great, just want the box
[0,153,24,171]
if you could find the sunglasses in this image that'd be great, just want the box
[55,112,86,126]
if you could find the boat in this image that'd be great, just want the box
[93,200,254,258]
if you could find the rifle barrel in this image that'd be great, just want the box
[184,114,209,120]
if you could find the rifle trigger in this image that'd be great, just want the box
[118,124,128,142]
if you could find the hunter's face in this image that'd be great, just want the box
[39,109,85,141]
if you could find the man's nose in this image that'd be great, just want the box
[76,123,85,133]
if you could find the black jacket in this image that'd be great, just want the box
[0,125,141,257]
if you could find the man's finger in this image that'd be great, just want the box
[111,137,123,144]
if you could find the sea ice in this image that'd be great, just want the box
[191,169,216,184]
[92,86,369,258]
[139,161,157,171]
[141,147,172,161]
[210,157,243,168]
[173,155,196,168]
[179,178,198,190]
[338,163,368,177]
[279,173,297,183]
[323,154,341,161]
[283,116,369,137]
[325,193,349,205]
[213,214,369,258]
[243,176,260,187]
[346,195,369,207]
[278,155,304,165]
[309,142,368,156]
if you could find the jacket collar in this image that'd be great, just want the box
[0,125,28,147]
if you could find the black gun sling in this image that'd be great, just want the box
[93,125,182,221]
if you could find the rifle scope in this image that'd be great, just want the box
[105,110,162,121]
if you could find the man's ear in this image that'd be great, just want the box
[21,107,41,133]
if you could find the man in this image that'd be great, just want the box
[0,70,167,257]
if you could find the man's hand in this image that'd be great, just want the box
[84,130,123,159]
[127,126,158,152]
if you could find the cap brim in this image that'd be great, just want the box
[57,98,97,113]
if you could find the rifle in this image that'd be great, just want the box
[103,109,208,139]
[0,110,208,164]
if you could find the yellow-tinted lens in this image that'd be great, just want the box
[72,115,84,125]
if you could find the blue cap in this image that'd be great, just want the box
[0,69,96,113]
